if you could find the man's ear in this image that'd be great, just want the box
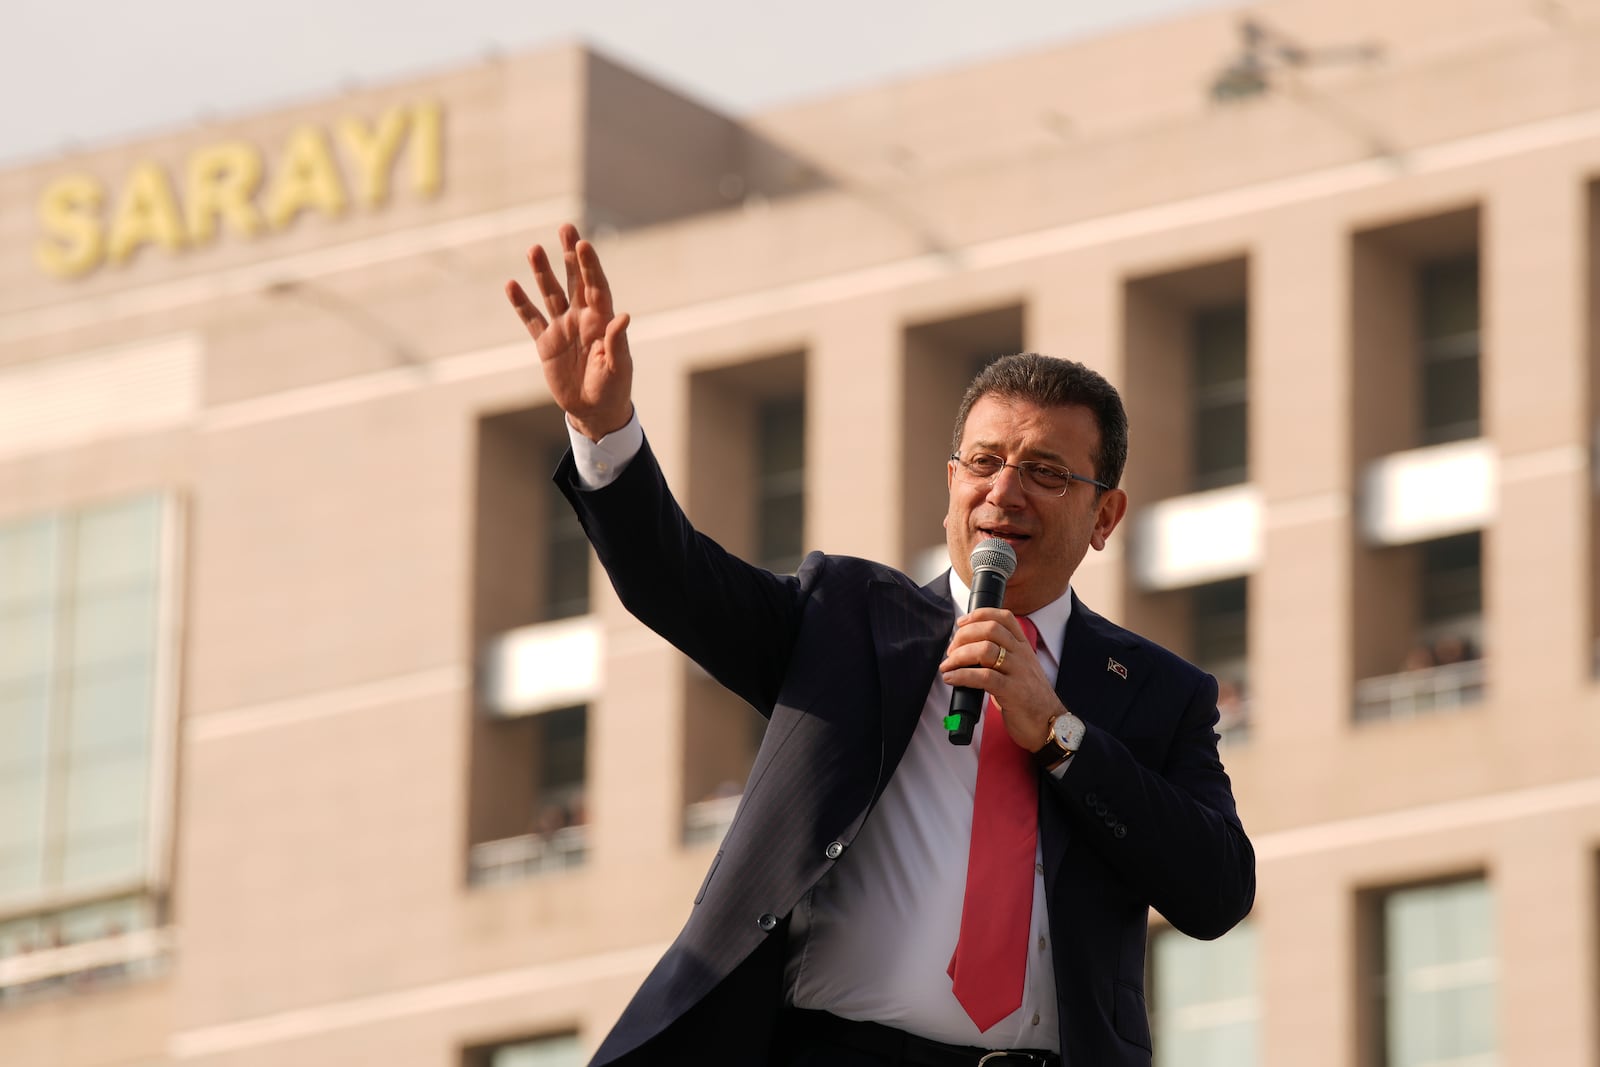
[1089,489,1129,552]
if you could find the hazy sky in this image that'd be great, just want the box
[6,0,1229,167]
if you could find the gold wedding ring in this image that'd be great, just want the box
[993,647,1007,670]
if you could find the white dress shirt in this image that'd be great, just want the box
[569,414,1071,1051]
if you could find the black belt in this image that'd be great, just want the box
[783,1009,1060,1067]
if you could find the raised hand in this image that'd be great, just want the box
[505,223,634,441]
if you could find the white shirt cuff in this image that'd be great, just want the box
[567,410,644,490]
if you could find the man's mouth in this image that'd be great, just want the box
[978,527,1030,547]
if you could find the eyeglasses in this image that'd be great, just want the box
[949,452,1110,497]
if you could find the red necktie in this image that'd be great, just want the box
[948,615,1041,1032]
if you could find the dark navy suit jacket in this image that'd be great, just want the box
[557,439,1255,1067]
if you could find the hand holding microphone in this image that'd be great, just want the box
[944,539,1017,745]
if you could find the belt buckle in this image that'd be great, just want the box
[977,1053,1050,1066]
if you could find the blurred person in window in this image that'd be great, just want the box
[1215,678,1248,734]
[1402,643,1437,673]
[1432,634,1477,665]
[506,225,1254,1067]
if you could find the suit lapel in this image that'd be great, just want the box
[867,574,956,794]
[1042,593,1148,887]
[1054,592,1148,737]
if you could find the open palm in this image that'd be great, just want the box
[505,223,634,441]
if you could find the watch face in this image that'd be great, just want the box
[1056,716,1085,751]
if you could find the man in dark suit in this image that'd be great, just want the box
[506,225,1255,1067]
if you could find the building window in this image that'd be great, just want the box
[680,355,804,842]
[1419,533,1482,637]
[1372,878,1496,1067]
[535,704,588,836]
[472,406,593,635]
[1192,304,1249,490]
[681,672,765,847]
[465,1033,583,1067]
[1350,208,1479,461]
[756,395,806,575]
[469,407,601,886]
[1356,533,1484,722]
[544,441,591,619]
[1192,578,1249,743]
[900,305,1024,576]
[1418,255,1481,446]
[467,705,588,885]
[0,493,176,1000]
[1150,920,1259,1067]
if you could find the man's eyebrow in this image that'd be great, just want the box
[967,439,1072,467]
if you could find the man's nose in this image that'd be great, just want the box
[986,463,1028,505]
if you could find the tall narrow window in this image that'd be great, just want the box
[535,705,588,838]
[1355,533,1483,722]
[1151,921,1259,1067]
[469,408,601,885]
[1420,533,1481,636]
[757,395,805,574]
[1192,304,1249,490]
[0,494,175,997]
[467,704,589,885]
[543,441,591,620]
[1418,255,1481,445]
[900,306,1024,576]
[1192,578,1249,741]
[682,356,804,846]
[1374,878,1496,1067]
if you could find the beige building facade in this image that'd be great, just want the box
[2,0,1599,1064]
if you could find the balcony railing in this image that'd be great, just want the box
[467,826,588,885]
[684,795,741,847]
[0,926,170,1006]
[1354,659,1486,722]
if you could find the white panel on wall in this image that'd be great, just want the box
[1134,484,1262,591]
[1361,439,1494,546]
[483,616,602,717]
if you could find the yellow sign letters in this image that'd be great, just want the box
[36,101,445,279]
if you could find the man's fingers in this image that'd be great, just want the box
[562,226,586,311]
[504,280,547,339]
[955,608,1026,643]
[604,311,631,362]
[577,240,613,318]
[528,245,569,318]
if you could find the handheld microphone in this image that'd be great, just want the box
[945,538,1018,745]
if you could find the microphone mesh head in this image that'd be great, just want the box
[969,538,1017,579]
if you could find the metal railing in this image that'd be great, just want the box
[467,825,588,885]
[1354,659,1486,722]
[0,927,170,1005]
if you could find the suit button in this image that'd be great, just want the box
[1114,824,1127,839]
[1095,802,1109,817]
[1104,814,1117,827]
[825,841,845,860]
[1084,791,1098,807]
[757,913,778,931]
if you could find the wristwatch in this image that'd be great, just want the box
[1032,712,1085,771]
